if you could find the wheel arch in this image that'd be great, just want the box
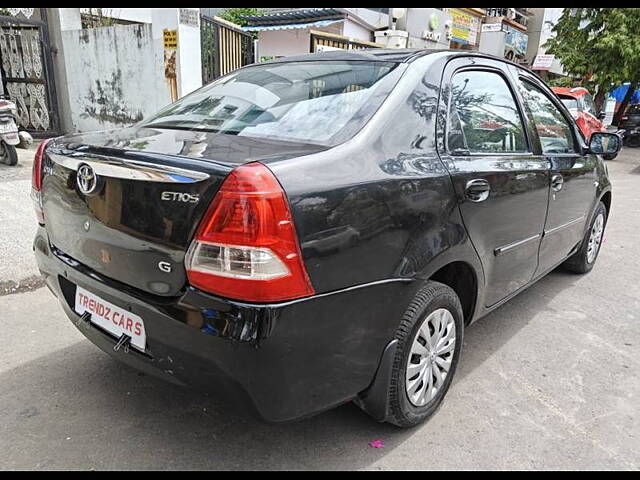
[429,261,478,326]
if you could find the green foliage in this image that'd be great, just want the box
[219,8,265,27]
[545,8,640,88]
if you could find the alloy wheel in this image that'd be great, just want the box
[405,308,456,407]
[587,213,604,264]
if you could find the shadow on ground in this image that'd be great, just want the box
[0,269,571,470]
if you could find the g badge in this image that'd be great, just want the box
[158,261,172,273]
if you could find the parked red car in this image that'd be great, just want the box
[552,87,617,159]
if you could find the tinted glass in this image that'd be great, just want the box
[520,80,576,154]
[560,97,578,111]
[448,70,528,154]
[141,61,400,146]
[628,104,640,114]
[582,93,597,116]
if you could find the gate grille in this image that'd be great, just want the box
[201,15,253,84]
[0,12,58,136]
[310,29,382,52]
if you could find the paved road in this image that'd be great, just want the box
[1,148,639,470]
[0,144,41,288]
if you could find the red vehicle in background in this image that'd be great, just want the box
[552,87,618,159]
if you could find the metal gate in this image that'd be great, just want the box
[310,29,381,52]
[0,10,59,136]
[201,15,254,84]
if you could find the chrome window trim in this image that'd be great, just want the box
[48,153,210,184]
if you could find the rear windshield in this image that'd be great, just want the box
[559,97,578,111]
[141,60,401,146]
[628,104,640,114]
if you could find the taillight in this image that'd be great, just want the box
[31,138,52,224]
[185,162,315,302]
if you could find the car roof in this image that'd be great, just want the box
[552,87,588,98]
[261,48,527,68]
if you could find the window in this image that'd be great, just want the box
[519,80,576,154]
[560,97,578,112]
[448,70,528,154]
[581,93,597,117]
[141,61,400,147]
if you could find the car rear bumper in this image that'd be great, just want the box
[33,226,416,422]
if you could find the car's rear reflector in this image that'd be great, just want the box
[185,162,315,302]
[31,138,52,224]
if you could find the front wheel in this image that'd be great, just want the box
[563,201,607,274]
[0,140,18,166]
[386,281,464,427]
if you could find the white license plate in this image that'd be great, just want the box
[0,121,17,134]
[74,286,147,351]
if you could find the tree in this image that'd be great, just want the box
[219,8,265,27]
[544,8,640,124]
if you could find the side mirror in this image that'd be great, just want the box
[589,132,621,155]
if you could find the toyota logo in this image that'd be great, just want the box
[77,164,99,195]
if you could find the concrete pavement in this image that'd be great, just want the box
[0,148,638,470]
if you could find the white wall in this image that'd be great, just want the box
[257,29,311,59]
[61,23,171,132]
[342,19,372,42]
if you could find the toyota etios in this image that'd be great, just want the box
[33,50,619,427]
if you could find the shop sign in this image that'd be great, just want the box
[448,9,480,46]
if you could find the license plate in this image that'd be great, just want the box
[74,286,147,351]
[0,121,17,134]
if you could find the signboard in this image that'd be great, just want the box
[163,29,178,101]
[179,8,200,28]
[163,29,178,50]
[504,25,528,59]
[448,9,480,46]
[532,54,555,70]
[481,23,503,32]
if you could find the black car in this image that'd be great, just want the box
[32,50,620,427]
[620,103,640,129]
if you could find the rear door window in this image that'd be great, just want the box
[447,70,528,154]
[519,80,577,154]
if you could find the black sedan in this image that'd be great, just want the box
[32,49,620,427]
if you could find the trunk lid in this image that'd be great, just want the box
[42,126,326,296]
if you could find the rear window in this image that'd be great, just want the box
[141,60,401,146]
[559,97,578,112]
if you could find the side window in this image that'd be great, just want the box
[519,80,577,154]
[448,70,528,154]
[582,93,598,116]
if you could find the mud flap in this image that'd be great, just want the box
[353,339,398,422]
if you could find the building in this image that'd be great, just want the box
[478,8,532,64]
[525,8,566,80]
[240,8,385,60]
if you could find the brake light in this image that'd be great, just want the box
[185,162,315,302]
[31,138,52,224]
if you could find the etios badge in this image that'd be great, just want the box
[77,164,99,195]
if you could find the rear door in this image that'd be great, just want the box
[514,72,599,275]
[438,57,550,307]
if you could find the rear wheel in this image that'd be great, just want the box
[387,281,464,427]
[0,140,17,166]
[563,201,607,274]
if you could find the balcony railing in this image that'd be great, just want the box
[484,8,531,28]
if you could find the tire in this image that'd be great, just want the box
[624,135,640,148]
[387,281,464,427]
[562,201,607,274]
[0,141,18,166]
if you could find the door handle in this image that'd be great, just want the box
[551,174,564,192]
[465,179,490,202]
